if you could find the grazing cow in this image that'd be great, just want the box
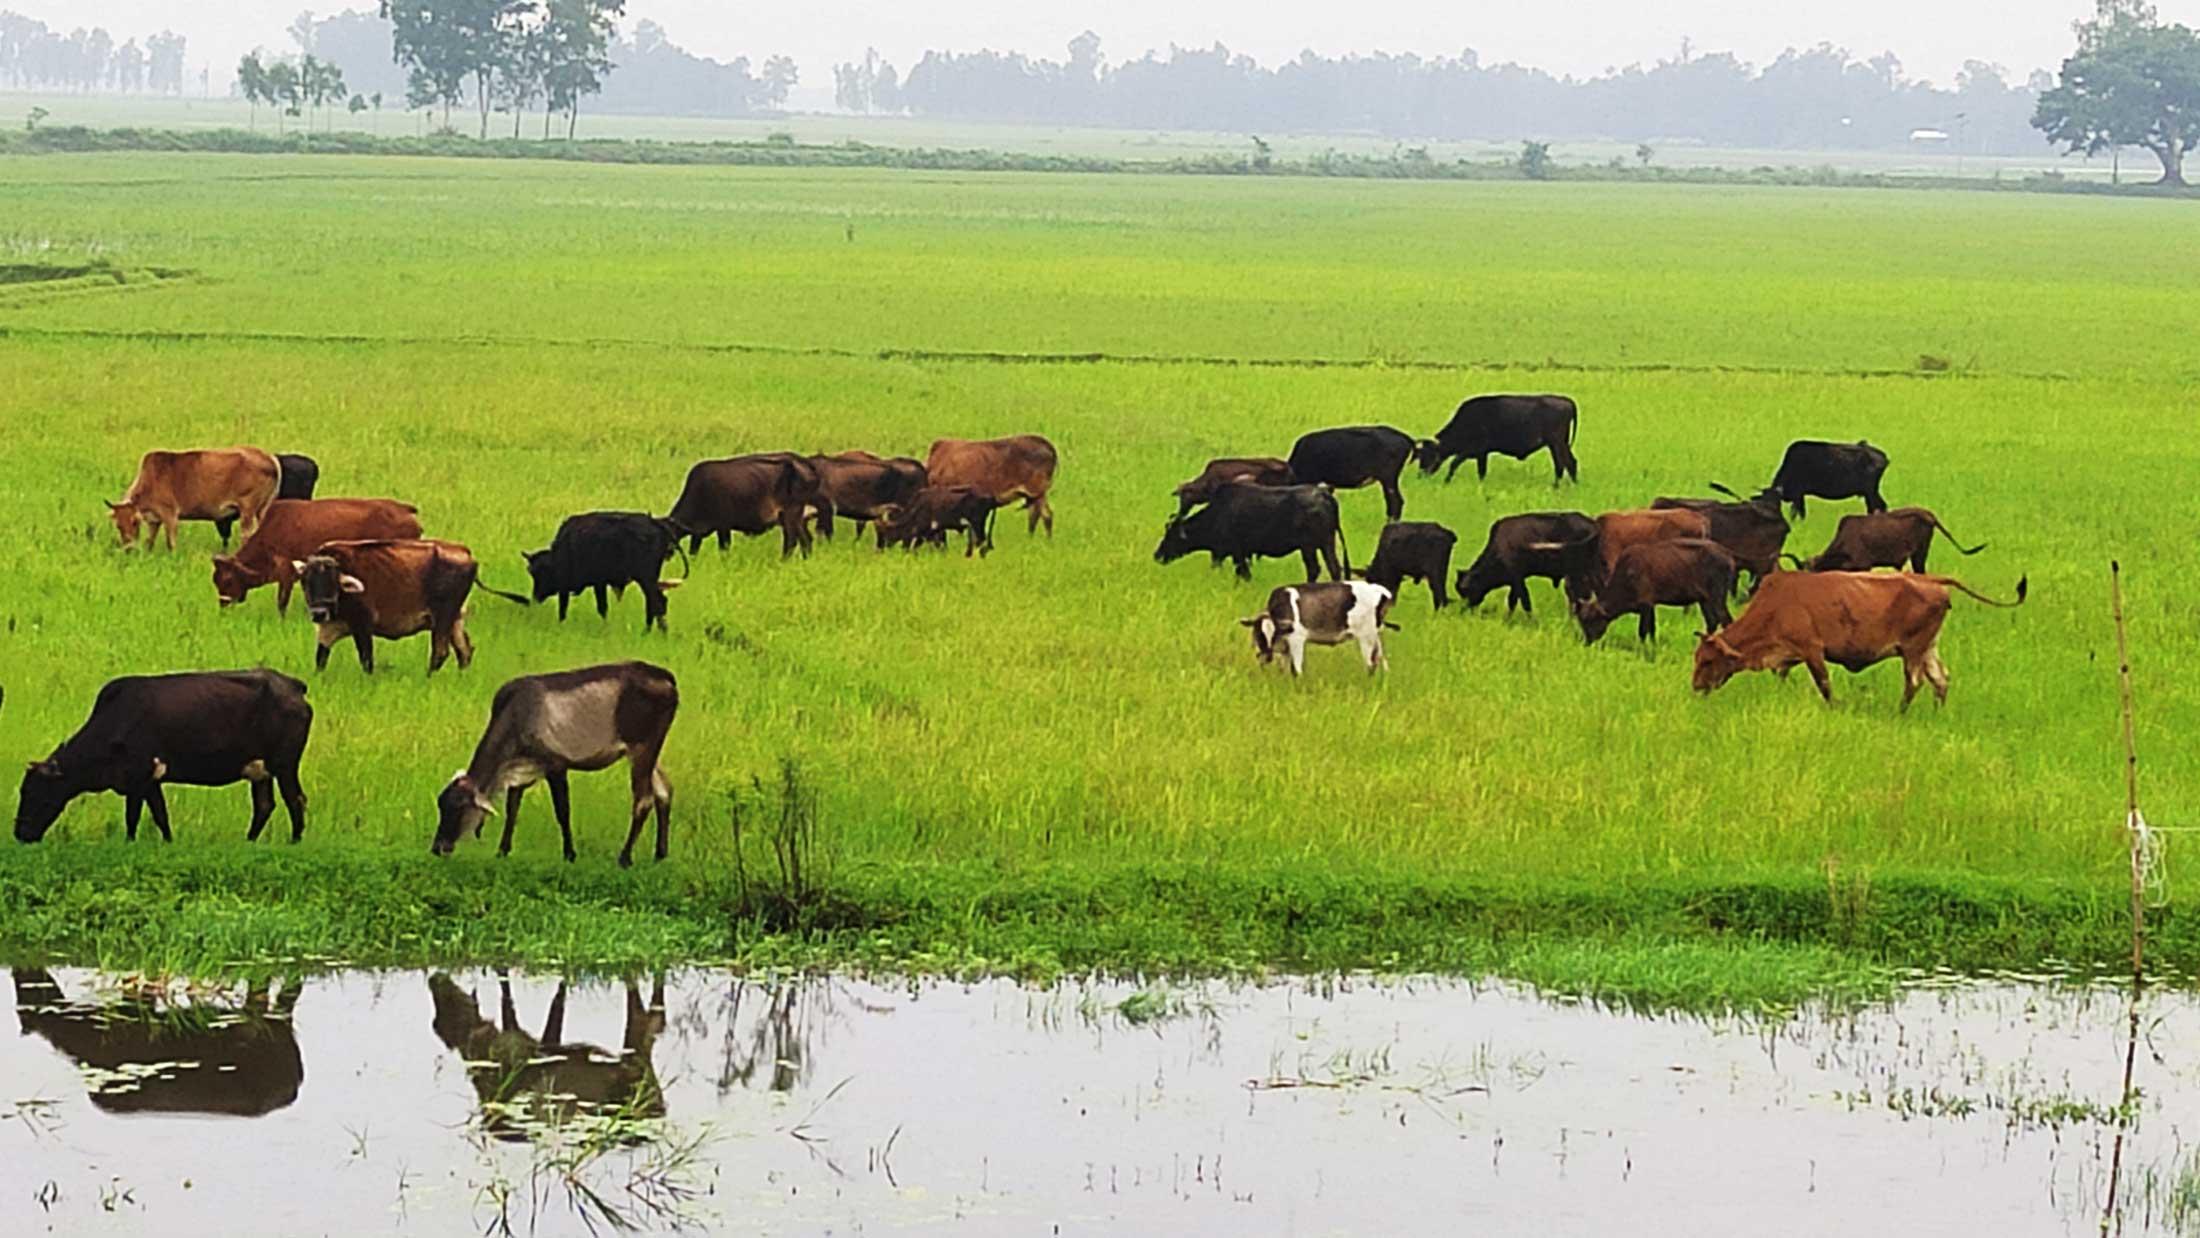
[429,973,666,1140]
[1694,571,2027,709]
[1651,492,1791,592]
[1754,440,1890,519]
[874,485,1003,556]
[14,669,312,844]
[213,453,319,544]
[1802,507,1987,573]
[665,453,832,560]
[13,970,304,1117]
[1565,508,1713,600]
[109,447,280,551]
[1571,538,1738,645]
[1240,581,1396,676]
[210,498,422,613]
[1286,426,1413,522]
[1172,456,1295,517]
[524,512,687,632]
[1414,394,1580,484]
[432,662,678,866]
[1454,512,1600,615]
[809,451,928,540]
[925,435,1059,536]
[296,539,526,675]
[1359,521,1458,611]
[1154,483,1349,582]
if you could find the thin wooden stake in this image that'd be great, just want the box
[2102,560,2144,1237]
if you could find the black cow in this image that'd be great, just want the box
[1154,483,1349,582]
[1571,538,1738,645]
[213,453,319,545]
[1286,426,1413,523]
[1413,394,1579,484]
[14,970,304,1117]
[1359,521,1458,611]
[1454,512,1599,615]
[15,670,313,844]
[525,512,687,632]
[1651,491,1791,593]
[1755,440,1889,519]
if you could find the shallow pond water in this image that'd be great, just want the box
[3,969,2197,1236]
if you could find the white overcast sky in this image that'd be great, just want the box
[15,1,2191,91]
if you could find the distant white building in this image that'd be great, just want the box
[1909,128,1950,143]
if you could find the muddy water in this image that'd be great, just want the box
[3,970,2197,1236]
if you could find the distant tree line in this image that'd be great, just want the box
[0,12,187,94]
[838,33,2058,154]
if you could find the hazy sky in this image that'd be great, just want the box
[14,1,2177,96]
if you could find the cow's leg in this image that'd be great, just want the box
[1924,642,1950,706]
[1703,597,1733,631]
[1911,545,1930,573]
[547,769,577,862]
[1444,455,1465,483]
[498,977,519,1034]
[542,984,568,1047]
[1234,556,1253,581]
[1512,582,1533,616]
[276,575,295,616]
[642,582,667,632]
[214,513,236,545]
[1361,631,1385,674]
[124,794,142,841]
[428,625,452,674]
[276,765,308,842]
[1803,654,1834,703]
[496,786,523,852]
[1300,547,1322,583]
[1866,487,1887,515]
[714,529,731,552]
[553,591,569,621]
[1036,495,1054,538]
[1792,496,1807,521]
[1431,571,1450,610]
[144,785,173,841]
[1286,631,1308,677]
[1475,455,1490,480]
[451,615,474,669]
[1637,609,1656,643]
[638,760,673,862]
[1899,652,1925,713]
[352,629,375,674]
[593,585,610,618]
[162,512,180,552]
[314,624,340,672]
[246,778,276,842]
[1380,479,1404,523]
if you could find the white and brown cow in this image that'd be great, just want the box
[1239,580,1396,676]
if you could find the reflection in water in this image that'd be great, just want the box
[10,968,303,1117]
[428,972,667,1140]
[714,981,833,1094]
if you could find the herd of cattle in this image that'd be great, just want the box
[16,396,2022,858]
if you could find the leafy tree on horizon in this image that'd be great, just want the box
[2033,0,2200,184]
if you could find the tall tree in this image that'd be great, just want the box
[146,31,186,94]
[760,54,797,108]
[540,0,621,139]
[2035,0,2200,184]
[382,0,531,135]
[237,51,270,128]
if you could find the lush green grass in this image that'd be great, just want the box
[0,154,2192,999]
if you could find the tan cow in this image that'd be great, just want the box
[1693,570,2027,709]
[211,498,423,614]
[110,447,281,550]
[924,435,1058,537]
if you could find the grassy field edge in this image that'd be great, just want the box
[0,850,2163,1011]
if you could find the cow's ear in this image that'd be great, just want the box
[338,574,367,594]
[521,550,540,564]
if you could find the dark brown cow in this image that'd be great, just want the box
[13,970,304,1116]
[875,485,1003,556]
[809,451,928,540]
[925,435,1058,536]
[1651,494,1790,592]
[1693,571,2026,709]
[109,447,280,551]
[1565,508,1711,599]
[1173,456,1294,517]
[211,498,422,613]
[1803,507,1987,573]
[429,973,666,1139]
[295,539,524,675]
[665,454,830,559]
[1571,538,1737,644]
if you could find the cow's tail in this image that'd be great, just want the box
[475,580,533,606]
[1708,481,1743,501]
[1928,514,1987,556]
[1335,522,1354,577]
[1932,574,2027,608]
[1566,402,1578,447]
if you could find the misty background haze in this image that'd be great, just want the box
[3,1,2191,156]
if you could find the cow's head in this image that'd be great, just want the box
[872,504,910,549]
[1238,612,1289,665]
[106,501,141,546]
[1692,630,1745,693]
[1411,438,1447,475]
[432,771,496,856]
[1455,557,1505,610]
[520,548,556,602]
[1569,592,1617,644]
[294,555,363,625]
[210,553,257,607]
[14,759,73,843]
[1153,515,1199,565]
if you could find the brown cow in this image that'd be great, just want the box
[1173,456,1293,517]
[1571,538,1737,645]
[666,454,831,559]
[211,498,423,614]
[1650,493,1790,593]
[808,451,928,540]
[875,485,1003,556]
[294,539,525,675]
[1802,507,1987,573]
[1693,571,2026,709]
[925,435,1058,536]
[1562,508,1711,601]
[109,447,280,551]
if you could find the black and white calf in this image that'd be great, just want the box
[1240,581,1396,676]
[433,662,679,867]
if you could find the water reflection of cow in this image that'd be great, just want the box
[428,973,666,1139]
[11,969,304,1117]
